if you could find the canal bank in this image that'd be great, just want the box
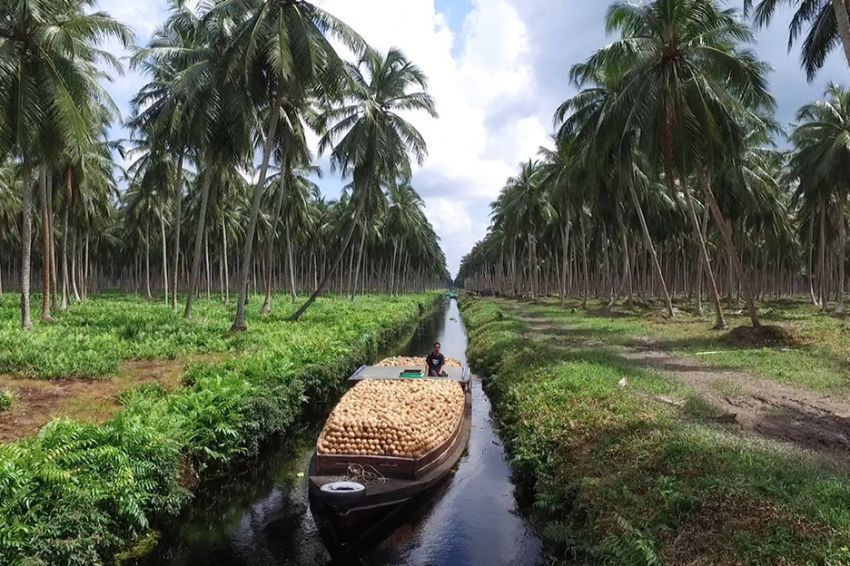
[459,297,850,565]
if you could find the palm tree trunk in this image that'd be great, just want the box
[171,152,184,311]
[832,0,850,67]
[560,216,570,307]
[527,234,536,300]
[286,224,297,303]
[160,211,169,303]
[351,222,368,301]
[261,251,274,313]
[222,215,229,304]
[390,240,398,297]
[701,175,759,328]
[580,214,589,307]
[39,168,52,322]
[71,230,80,303]
[808,216,819,306]
[20,166,34,330]
[47,173,57,311]
[838,191,847,312]
[628,177,674,317]
[820,204,828,310]
[615,203,634,310]
[83,235,89,300]
[145,222,153,300]
[261,169,288,314]
[61,168,71,311]
[696,206,709,315]
[184,170,214,320]
[231,101,281,332]
[682,185,726,329]
[205,232,211,300]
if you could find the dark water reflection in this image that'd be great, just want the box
[141,299,542,566]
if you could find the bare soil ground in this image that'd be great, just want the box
[0,354,225,443]
[625,345,850,454]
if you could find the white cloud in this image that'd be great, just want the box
[316,0,551,275]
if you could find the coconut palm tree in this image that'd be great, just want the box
[289,47,437,321]
[494,160,555,301]
[0,0,132,329]
[130,0,205,312]
[216,0,366,331]
[386,181,427,296]
[281,167,321,303]
[789,83,850,308]
[136,3,254,320]
[556,66,676,316]
[575,0,774,329]
[744,0,850,79]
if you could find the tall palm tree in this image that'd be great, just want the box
[577,0,774,328]
[280,167,321,304]
[136,3,254,320]
[744,0,850,79]
[386,181,427,296]
[556,67,676,316]
[130,0,204,312]
[217,0,366,331]
[789,83,850,308]
[497,160,555,301]
[0,0,132,329]
[257,96,314,314]
[289,47,437,321]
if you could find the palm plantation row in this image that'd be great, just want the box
[0,0,447,332]
[459,0,850,331]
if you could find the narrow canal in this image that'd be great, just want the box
[141,299,542,565]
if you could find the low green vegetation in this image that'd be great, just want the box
[0,294,233,378]
[461,297,850,565]
[0,293,439,565]
[0,293,439,381]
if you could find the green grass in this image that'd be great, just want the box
[504,297,850,394]
[0,293,442,380]
[460,297,850,565]
[0,292,440,565]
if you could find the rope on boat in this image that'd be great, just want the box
[344,463,387,486]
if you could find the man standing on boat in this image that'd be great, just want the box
[426,342,446,377]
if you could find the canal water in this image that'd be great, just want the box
[141,299,542,566]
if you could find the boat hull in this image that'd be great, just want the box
[308,389,472,557]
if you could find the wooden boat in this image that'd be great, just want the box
[308,364,472,557]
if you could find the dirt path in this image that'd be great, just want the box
[510,310,850,456]
[0,354,226,443]
[622,345,850,453]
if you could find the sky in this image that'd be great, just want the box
[96,0,848,277]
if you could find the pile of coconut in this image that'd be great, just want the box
[317,357,465,459]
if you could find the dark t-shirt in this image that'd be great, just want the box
[426,352,445,376]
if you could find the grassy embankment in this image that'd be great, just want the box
[0,292,440,565]
[460,296,850,565]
